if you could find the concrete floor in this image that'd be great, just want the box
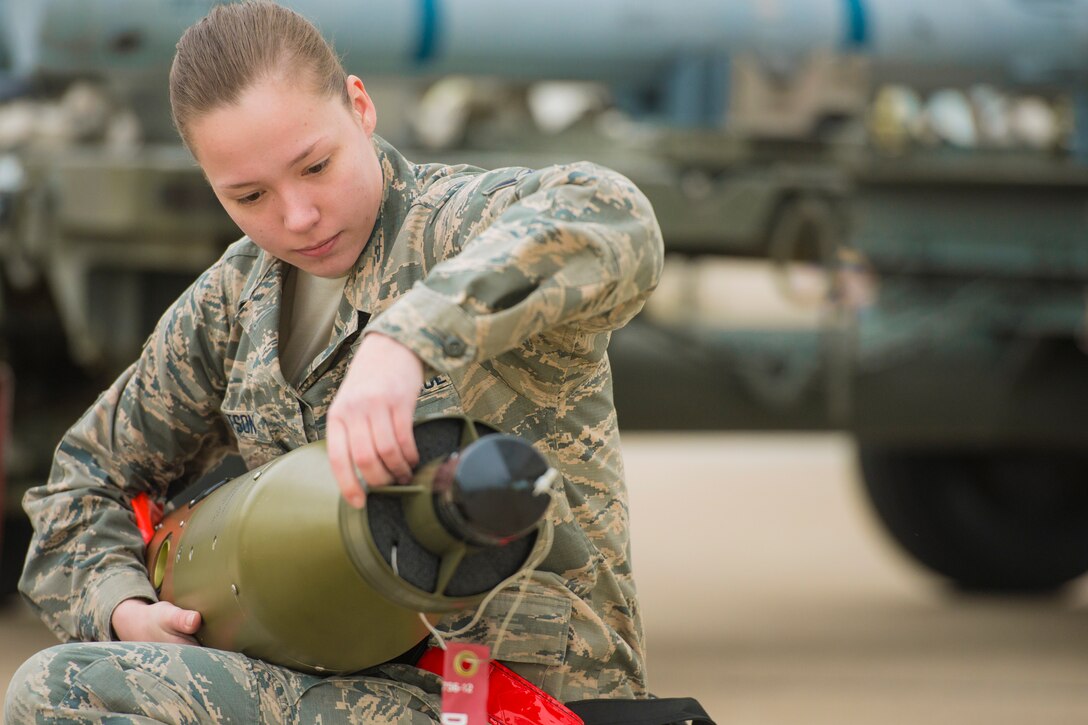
[624,434,1088,724]
[4,432,1088,723]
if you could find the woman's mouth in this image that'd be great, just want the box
[297,232,340,257]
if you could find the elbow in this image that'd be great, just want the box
[577,162,665,296]
[543,161,665,299]
[627,184,666,299]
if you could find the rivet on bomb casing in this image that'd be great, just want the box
[231,584,238,596]
[179,520,186,527]
[253,470,263,480]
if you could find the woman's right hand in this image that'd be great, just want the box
[111,598,202,644]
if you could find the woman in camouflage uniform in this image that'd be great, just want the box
[4,1,663,722]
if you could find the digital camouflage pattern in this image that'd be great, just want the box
[10,136,663,719]
[7,641,443,723]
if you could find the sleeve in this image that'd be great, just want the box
[366,162,665,373]
[18,261,238,642]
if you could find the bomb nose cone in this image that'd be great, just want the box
[448,435,552,546]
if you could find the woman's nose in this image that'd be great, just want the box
[282,190,320,233]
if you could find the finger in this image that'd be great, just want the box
[349,411,393,489]
[172,608,201,635]
[155,603,192,633]
[158,631,201,646]
[160,610,201,646]
[370,405,413,484]
[149,604,196,644]
[391,402,419,469]
[327,417,367,508]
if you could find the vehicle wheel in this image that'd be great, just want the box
[857,445,1088,592]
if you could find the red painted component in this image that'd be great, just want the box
[131,493,162,545]
[418,648,584,725]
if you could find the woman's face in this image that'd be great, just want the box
[188,74,383,278]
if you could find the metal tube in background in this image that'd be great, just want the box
[0,0,1085,88]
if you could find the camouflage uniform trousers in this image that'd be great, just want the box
[4,642,443,724]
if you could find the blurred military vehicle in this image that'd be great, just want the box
[2,0,1088,595]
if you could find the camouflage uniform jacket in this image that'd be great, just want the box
[20,136,664,701]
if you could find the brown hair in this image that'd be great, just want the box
[169,0,349,149]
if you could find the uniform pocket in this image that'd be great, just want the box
[483,586,572,668]
[435,556,573,689]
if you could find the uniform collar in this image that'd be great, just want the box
[342,134,421,317]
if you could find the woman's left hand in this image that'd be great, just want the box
[327,333,423,508]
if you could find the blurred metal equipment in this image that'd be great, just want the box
[3,0,1088,595]
[5,1,1088,90]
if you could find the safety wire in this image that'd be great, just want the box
[391,484,557,653]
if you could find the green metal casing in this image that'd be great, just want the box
[148,440,431,674]
[145,416,553,675]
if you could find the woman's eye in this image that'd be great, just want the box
[306,159,329,175]
[237,191,263,205]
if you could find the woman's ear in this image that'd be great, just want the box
[346,75,377,135]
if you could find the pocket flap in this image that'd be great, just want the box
[441,583,572,667]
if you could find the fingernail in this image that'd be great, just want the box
[186,613,198,628]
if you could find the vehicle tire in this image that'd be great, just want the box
[857,445,1088,592]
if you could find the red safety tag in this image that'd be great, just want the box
[440,643,490,725]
